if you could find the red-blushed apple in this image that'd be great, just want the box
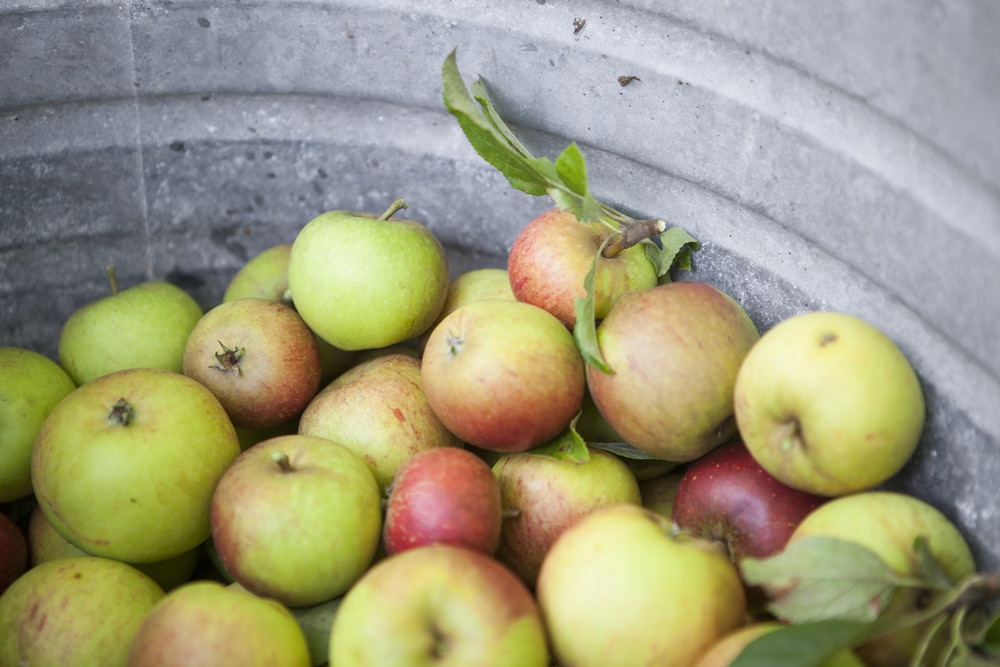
[417,267,516,352]
[421,298,586,452]
[536,503,747,667]
[298,352,463,494]
[126,580,311,667]
[0,510,28,595]
[0,556,165,666]
[671,440,826,563]
[383,447,503,557]
[492,446,641,588]
[693,622,865,667]
[507,208,658,327]
[183,298,322,430]
[329,544,550,667]
[586,281,760,462]
[210,434,383,608]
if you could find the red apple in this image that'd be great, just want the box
[183,298,322,429]
[421,298,586,452]
[383,447,503,557]
[0,511,28,595]
[507,208,658,327]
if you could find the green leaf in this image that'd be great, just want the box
[525,422,591,463]
[572,238,614,374]
[913,535,961,591]
[554,143,589,196]
[647,226,700,283]
[740,536,927,624]
[730,620,875,667]
[469,76,535,160]
[290,596,342,666]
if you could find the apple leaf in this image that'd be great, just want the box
[740,535,930,624]
[526,421,591,464]
[290,596,341,666]
[647,226,700,283]
[728,620,875,667]
[913,535,962,592]
[586,441,664,461]
[572,238,614,374]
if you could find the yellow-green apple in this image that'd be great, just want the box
[733,311,925,497]
[0,556,165,667]
[383,447,503,557]
[638,466,686,519]
[31,368,241,563]
[492,446,641,588]
[126,580,311,667]
[0,346,76,503]
[506,208,658,327]
[183,298,322,429]
[329,544,550,667]
[298,352,463,494]
[416,267,516,352]
[587,281,760,462]
[27,505,199,592]
[694,622,865,667]
[287,199,449,351]
[421,298,586,452]
[210,434,383,608]
[784,491,976,667]
[0,510,27,595]
[58,269,203,386]
[536,503,747,667]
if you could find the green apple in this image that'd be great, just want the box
[210,434,383,608]
[492,447,642,588]
[536,503,747,667]
[126,580,311,667]
[330,544,550,667]
[58,267,203,386]
[586,281,760,462]
[31,368,241,563]
[287,199,449,351]
[0,346,76,503]
[416,267,516,352]
[695,622,865,667]
[639,466,686,519]
[734,311,925,496]
[298,352,463,493]
[786,491,976,667]
[0,556,165,667]
[182,298,322,429]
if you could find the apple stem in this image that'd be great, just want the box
[105,264,120,297]
[602,219,667,258]
[271,450,294,473]
[378,198,408,221]
[107,397,134,426]
[501,508,521,519]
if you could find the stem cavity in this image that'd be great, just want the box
[108,397,134,426]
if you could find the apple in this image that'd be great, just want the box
[694,622,865,667]
[126,580,311,667]
[671,440,826,563]
[383,447,503,557]
[421,298,586,452]
[31,367,241,563]
[0,510,28,595]
[58,267,203,386]
[0,346,76,503]
[287,199,450,351]
[733,311,926,497]
[507,208,658,327]
[638,466,686,519]
[183,298,322,430]
[329,544,550,667]
[0,556,165,666]
[416,267,516,352]
[784,491,977,667]
[536,503,747,667]
[492,446,642,588]
[586,281,760,462]
[210,434,383,608]
[298,352,463,493]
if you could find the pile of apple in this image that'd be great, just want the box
[2,51,999,667]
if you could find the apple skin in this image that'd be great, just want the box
[0,556,165,667]
[786,491,977,667]
[287,205,450,351]
[0,510,28,595]
[210,434,383,608]
[0,347,76,503]
[330,544,550,667]
[58,279,203,386]
[638,466,686,519]
[507,208,658,327]
[671,440,826,563]
[298,352,463,494]
[383,447,503,557]
[733,311,925,497]
[536,503,747,667]
[31,368,242,563]
[492,447,642,588]
[587,281,760,462]
[421,298,586,452]
[126,580,311,667]
[694,622,866,667]
[417,267,516,352]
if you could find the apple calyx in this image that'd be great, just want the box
[378,198,408,221]
[444,330,465,357]
[107,397,135,426]
[211,341,246,376]
[601,219,668,259]
[776,418,805,453]
[271,450,295,473]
